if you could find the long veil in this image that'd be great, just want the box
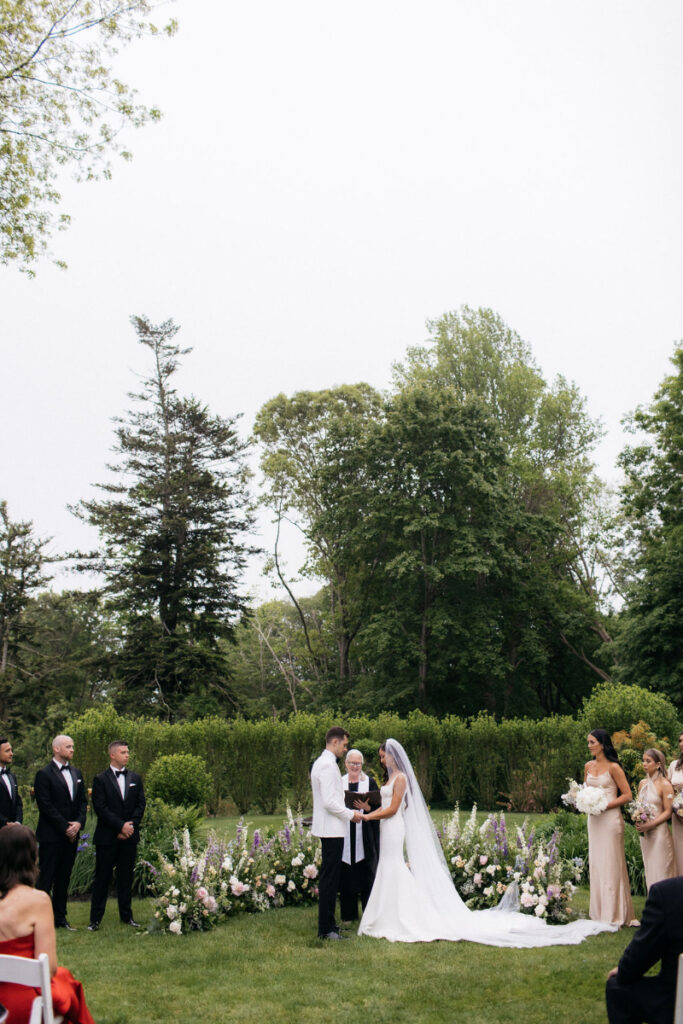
[382,738,617,946]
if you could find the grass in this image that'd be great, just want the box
[57,888,644,1024]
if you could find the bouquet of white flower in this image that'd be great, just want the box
[561,779,608,815]
[575,784,609,816]
[560,779,582,809]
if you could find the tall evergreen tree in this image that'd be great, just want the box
[73,316,255,718]
[614,344,683,699]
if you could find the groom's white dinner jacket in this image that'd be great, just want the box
[311,749,355,838]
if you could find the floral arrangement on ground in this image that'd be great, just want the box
[151,805,584,934]
[150,808,321,933]
[440,806,583,923]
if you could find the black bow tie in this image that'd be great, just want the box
[60,764,70,772]
[0,767,7,775]
[115,770,127,778]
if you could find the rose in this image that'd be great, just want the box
[204,896,218,912]
[479,855,488,865]
[534,903,546,917]
[275,874,286,886]
[231,880,248,896]
[486,864,497,875]
[303,864,318,879]
[291,855,303,867]
[167,904,178,920]
[287,880,296,892]
[266,884,276,898]
[169,920,182,934]
[195,886,208,900]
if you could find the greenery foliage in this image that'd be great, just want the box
[581,681,680,743]
[61,687,678,815]
[0,0,176,271]
[146,754,211,808]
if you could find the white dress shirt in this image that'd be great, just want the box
[54,758,74,799]
[311,749,355,838]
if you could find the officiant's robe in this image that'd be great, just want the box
[339,773,380,919]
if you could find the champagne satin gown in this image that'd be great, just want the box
[586,770,635,926]
[667,760,683,874]
[638,776,676,891]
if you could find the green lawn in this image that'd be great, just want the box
[57,889,643,1024]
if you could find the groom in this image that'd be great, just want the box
[311,726,362,940]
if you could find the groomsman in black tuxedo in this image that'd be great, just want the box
[606,875,683,1024]
[88,740,146,931]
[34,734,87,929]
[0,736,23,827]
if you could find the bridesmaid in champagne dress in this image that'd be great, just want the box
[585,729,637,927]
[635,748,676,891]
[667,732,683,874]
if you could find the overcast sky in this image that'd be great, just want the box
[1,0,682,600]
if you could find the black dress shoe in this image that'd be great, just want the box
[319,930,346,940]
[55,921,77,931]
[121,918,141,927]
[87,922,100,932]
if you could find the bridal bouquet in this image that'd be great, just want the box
[627,797,658,830]
[672,789,683,822]
[561,779,608,816]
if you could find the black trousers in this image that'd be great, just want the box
[37,839,78,924]
[318,837,344,936]
[90,841,137,923]
[605,975,674,1024]
[339,858,373,921]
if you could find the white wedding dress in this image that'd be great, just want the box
[358,751,618,947]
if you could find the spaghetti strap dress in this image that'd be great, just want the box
[586,770,634,926]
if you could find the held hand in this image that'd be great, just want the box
[351,812,363,823]
[353,798,371,811]
[65,821,80,840]
[607,968,618,979]
[120,821,134,839]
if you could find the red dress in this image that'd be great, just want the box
[0,934,95,1024]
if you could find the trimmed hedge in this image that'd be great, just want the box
[64,683,680,814]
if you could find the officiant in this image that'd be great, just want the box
[339,749,380,924]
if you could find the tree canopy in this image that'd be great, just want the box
[0,0,176,271]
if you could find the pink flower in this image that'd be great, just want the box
[266,884,276,898]
[195,886,208,900]
[479,855,488,866]
[231,880,248,896]
[303,864,318,879]
[473,872,483,886]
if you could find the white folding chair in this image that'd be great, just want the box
[0,951,63,1024]
[674,952,683,1024]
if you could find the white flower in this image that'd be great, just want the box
[291,855,303,868]
[575,785,609,816]
[167,904,178,920]
[534,903,546,917]
[275,874,286,886]
[483,885,494,897]
[171,887,180,897]
[169,919,182,934]
[287,880,296,892]
[179,903,187,914]
[486,864,497,875]
[303,864,318,879]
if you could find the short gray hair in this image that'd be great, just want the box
[345,749,364,764]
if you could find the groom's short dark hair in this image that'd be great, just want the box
[326,726,349,744]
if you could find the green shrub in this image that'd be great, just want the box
[437,716,470,806]
[581,682,680,742]
[223,718,258,813]
[468,713,501,809]
[146,753,211,808]
[286,713,323,809]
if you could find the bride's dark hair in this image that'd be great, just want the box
[378,743,388,784]
[589,728,621,764]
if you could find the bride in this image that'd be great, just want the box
[357,739,618,946]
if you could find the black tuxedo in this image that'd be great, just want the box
[0,769,23,826]
[34,761,87,925]
[89,767,145,925]
[339,776,380,921]
[606,876,683,1024]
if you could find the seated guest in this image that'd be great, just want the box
[339,749,380,924]
[0,826,95,1024]
[606,875,683,1024]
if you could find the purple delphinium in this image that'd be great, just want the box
[547,829,559,867]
